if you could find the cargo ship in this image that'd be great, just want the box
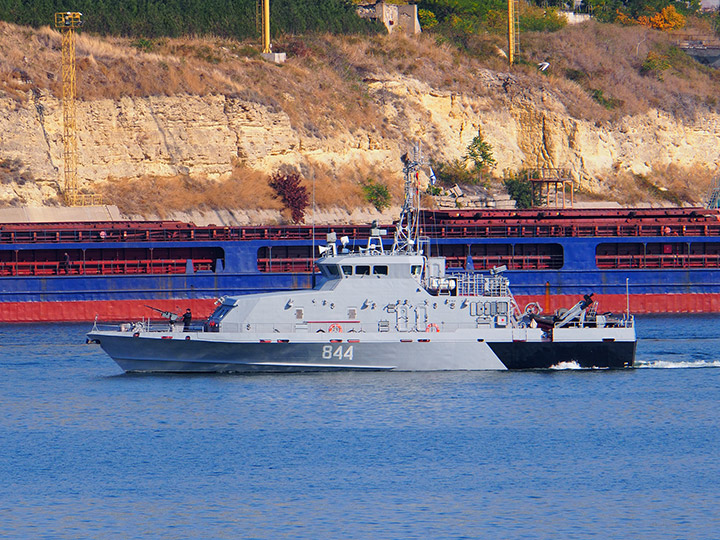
[2,205,720,322]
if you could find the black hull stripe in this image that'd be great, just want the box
[488,341,636,370]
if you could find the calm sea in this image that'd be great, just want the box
[1,316,719,540]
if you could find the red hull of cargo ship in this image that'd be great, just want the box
[0,299,218,323]
[1,294,719,323]
[516,293,720,316]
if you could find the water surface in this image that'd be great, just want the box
[1,316,718,539]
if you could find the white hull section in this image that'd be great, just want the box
[90,329,510,372]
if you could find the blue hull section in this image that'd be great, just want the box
[2,231,720,316]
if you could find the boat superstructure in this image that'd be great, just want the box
[88,150,636,372]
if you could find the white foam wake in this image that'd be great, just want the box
[635,359,720,369]
[549,361,583,370]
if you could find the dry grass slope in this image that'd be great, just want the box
[522,19,720,120]
[98,161,403,221]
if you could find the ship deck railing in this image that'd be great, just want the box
[0,258,215,277]
[596,254,720,269]
[4,218,720,246]
[100,319,518,335]
[555,315,635,329]
[455,273,511,297]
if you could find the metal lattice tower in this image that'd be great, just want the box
[706,174,720,209]
[256,0,262,35]
[55,12,82,206]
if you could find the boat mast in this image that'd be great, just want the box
[393,145,423,254]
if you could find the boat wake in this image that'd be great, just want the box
[549,361,583,370]
[635,359,720,369]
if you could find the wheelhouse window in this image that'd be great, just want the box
[342,265,353,276]
[324,264,340,277]
[356,265,370,275]
[411,265,422,276]
[373,265,388,275]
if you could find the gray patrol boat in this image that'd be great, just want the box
[88,151,636,372]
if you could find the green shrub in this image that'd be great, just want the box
[425,184,443,196]
[640,51,671,79]
[520,6,567,32]
[430,158,481,187]
[590,88,622,110]
[0,158,33,186]
[362,179,391,211]
[429,134,495,187]
[503,171,543,209]
[418,9,438,29]
[130,38,156,52]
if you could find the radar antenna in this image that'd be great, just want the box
[393,145,424,254]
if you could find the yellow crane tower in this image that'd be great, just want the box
[256,0,285,62]
[261,0,271,54]
[54,12,100,206]
[507,0,519,65]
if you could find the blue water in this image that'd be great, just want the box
[1,317,719,540]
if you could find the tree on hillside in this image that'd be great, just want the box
[269,172,309,223]
[616,4,686,30]
[417,0,566,37]
[464,134,496,174]
[0,0,379,38]
[585,0,699,23]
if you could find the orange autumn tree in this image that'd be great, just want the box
[638,5,686,30]
[616,5,686,30]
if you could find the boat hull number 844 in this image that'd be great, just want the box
[322,345,354,361]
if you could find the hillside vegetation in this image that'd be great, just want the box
[1,0,720,216]
[0,0,378,37]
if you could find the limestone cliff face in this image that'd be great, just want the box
[1,69,719,205]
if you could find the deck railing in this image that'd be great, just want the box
[596,254,720,269]
[3,218,720,246]
[0,258,215,277]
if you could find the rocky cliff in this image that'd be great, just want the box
[1,23,719,210]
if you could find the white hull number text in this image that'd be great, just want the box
[322,345,354,362]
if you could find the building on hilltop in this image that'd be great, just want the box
[356,2,421,35]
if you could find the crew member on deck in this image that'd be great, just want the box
[182,308,192,331]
